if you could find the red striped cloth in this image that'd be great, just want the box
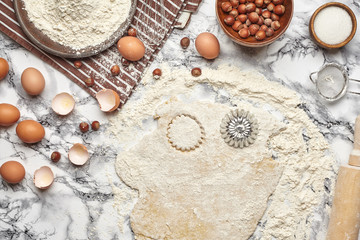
[0,0,202,106]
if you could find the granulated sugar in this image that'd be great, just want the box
[314,6,352,45]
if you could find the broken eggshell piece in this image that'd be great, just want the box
[34,166,54,189]
[68,143,89,166]
[51,92,75,115]
[95,89,120,112]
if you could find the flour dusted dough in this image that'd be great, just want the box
[112,65,337,239]
[117,100,285,240]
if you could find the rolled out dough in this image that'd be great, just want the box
[117,99,285,240]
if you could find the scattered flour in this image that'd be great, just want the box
[23,0,131,49]
[110,64,338,239]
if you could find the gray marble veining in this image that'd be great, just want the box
[1,0,360,239]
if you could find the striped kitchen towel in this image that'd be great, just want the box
[0,0,202,106]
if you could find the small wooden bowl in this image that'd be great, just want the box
[309,2,357,49]
[216,0,294,47]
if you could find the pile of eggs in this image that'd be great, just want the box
[0,58,95,189]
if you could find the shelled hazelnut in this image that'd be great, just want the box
[111,65,120,76]
[153,68,162,79]
[191,68,202,77]
[221,2,232,12]
[230,0,239,8]
[180,37,190,49]
[84,78,94,87]
[128,28,137,37]
[74,60,82,69]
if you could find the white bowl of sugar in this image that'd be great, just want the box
[309,2,357,49]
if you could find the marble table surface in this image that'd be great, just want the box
[1,0,360,239]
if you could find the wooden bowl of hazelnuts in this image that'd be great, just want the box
[216,0,293,47]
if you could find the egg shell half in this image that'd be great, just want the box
[195,32,220,60]
[0,58,9,81]
[0,103,20,127]
[16,120,45,143]
[21,67,45,95]
[95,89,120,112]
[0,161,25,184]
[117,36,145,61]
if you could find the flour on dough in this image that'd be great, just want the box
[111,65,338,240]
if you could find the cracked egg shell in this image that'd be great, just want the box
[52,92,75,116]
[95,89,120,112]
[34,166,54,189]
[68,143,89,166]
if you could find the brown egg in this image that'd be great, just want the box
[117,36,145,61]
[16,120,45,143]
[0,58,9,81]
[0,161,25,184]
[21,67,45,95]
[195,32,220,60]
[0,103,20,127]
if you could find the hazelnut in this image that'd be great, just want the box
[245,3,256,13]
[267,2,275,11]
[153,68,162,79]
[191,68,202,77]
[229,8,239,18]
[221,2,233,12]
[271,21,281,30]
[248,12,259,24]
[84,78,94,87]
[111,65,120,76]
[230,0,239,8]
[272,0,284,5]
[121,57,130,67]
[245,19,252,26]
[249,24,260,36]
[239,28,250,38]
[273,5,285,15]
[264,0,271,4]
[239,24,248,30]
[254,0,263,7]
[255,7,262,15]
[264,18,272,26]
[247,0,255,2]
[224,15,235,26]
[74,60,82,69]
[266,28,274,37]
[239,0,246,3]
[255,30,266,40]
[79,122,89,133]
[91,121,100,131]
[51,151,61,163]
[262,10,271,19]
[257,16,264,25]
[128,28,137,37]
[237,14,247,23]
[260,25,268,32]
[238,4,246,14]
[271,13,280,21]
[232,21,242,31]
[180,37,190,49]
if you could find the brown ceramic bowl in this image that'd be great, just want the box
[216,0,294,47]
[309,2,357,49]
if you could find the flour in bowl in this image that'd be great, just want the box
[23,0,131,49]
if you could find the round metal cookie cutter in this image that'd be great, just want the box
[220,109,259,148]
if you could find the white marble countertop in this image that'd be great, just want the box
[1,0,360,239]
